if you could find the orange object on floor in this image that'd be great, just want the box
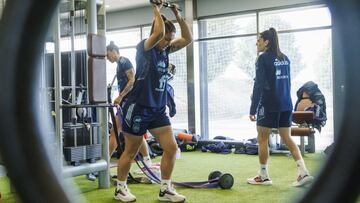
[177,132,193,141]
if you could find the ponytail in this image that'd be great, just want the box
[260,27,284,60]
[106,41,119,53]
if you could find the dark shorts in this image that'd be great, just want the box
[121,100,171,136]
[256,106,292,128]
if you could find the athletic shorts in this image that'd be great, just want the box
[121,100,171,136]
[256,106,292,128]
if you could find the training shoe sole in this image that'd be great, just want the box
[158,196,186,202]
[292,175,314,187]
[247,178,273,185]
[114,196,136,202]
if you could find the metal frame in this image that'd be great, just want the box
[185,0,196,133]
[53,0,110,189]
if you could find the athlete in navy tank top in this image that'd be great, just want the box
[113,1,193,202]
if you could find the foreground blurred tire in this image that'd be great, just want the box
[0,1,72,202]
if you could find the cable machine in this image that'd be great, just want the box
[51,0,110,188]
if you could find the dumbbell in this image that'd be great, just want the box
[208,171,234,189]
[149,0,182,11]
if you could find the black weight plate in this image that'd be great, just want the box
[218,173,234,189]
[208,170,222,181]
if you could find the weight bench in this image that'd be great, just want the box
[269,97,316,155]
[291,97,316,155]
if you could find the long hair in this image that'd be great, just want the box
[106,41,119,53]
[260,27,284,60]
[150,14,176,36]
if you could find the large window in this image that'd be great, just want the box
[259,6,331,31]
[198,37,257,138]
[197,5,333,150]
[59,35,87,52]
[199,13,257,38]
[197,14,258,139]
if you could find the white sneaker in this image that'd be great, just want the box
[247,175,273,185]
[114,186,136,202]
[158,184,186,202]
[292,174,314,187]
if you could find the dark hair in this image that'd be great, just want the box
[106,41,119,53]
[260,27,284,60]
[150,14,176,36]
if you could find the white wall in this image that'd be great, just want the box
[105,0,322,30]
[106,2,186,30]
[196,0,322,17]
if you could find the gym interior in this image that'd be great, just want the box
[0,0,359,202]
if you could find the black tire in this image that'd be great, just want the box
[0,1,71,203]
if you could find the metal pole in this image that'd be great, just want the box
[62,159,108,177]
[53,7,63,168]
[199,21,209,139]
[87,0,97,33]
[70,0,77,125]
[97,0,110,189]
[87,0,110,189]
[185,0,196,134]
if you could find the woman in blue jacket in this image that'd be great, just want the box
[248,28,313,187]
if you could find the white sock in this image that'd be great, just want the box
[117,180,127,190]
[161,179,171,191]
[259,164,269,179]
[296,159,309,177]
[143,156,152,166]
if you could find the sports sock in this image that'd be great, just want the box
[296,159,309,177]
[116,180,127,190]
[160,179,171,191]
[259,164,269,179]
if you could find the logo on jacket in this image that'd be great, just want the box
[274,58,289,66]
